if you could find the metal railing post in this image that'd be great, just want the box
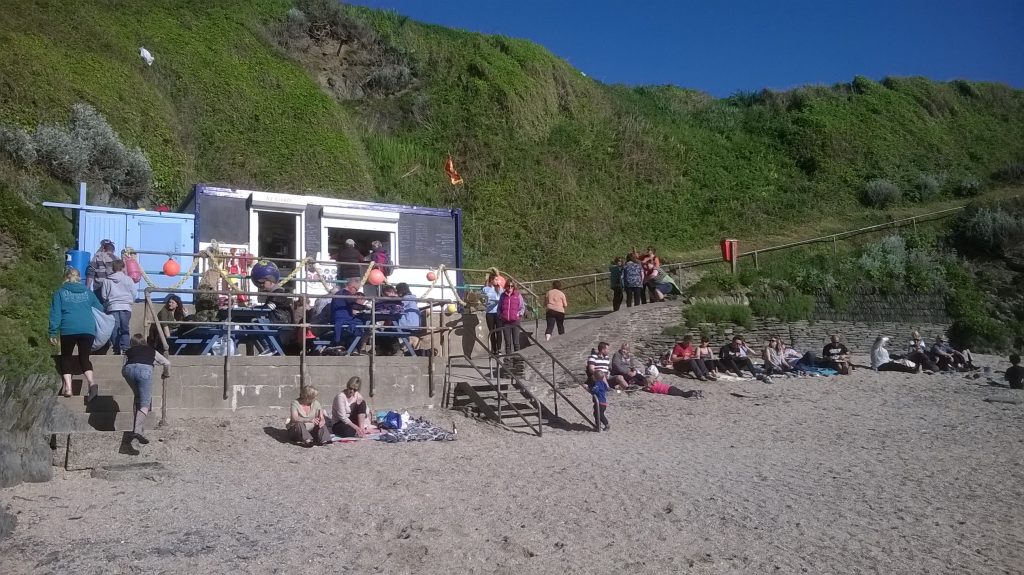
[369,299,376,398]
[223,304,232,401]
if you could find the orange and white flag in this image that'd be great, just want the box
[444,155,464,185]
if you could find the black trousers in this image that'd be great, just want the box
[720,357,756,377]
[545,310,565,336]
[673,358,711,378]
[331,400,368,438]
[485,313,502,354]
[907,351,938,372]
[611,288,623,311]
[667,387,700,398]
[60,334,95,375]
[625,287,642,307]
[879,362,918,373]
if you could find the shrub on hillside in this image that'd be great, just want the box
[953,205,1024,255]
[861,178,901,208]
[992,162,1024,184]
[907,172,941,202]
[0,126,36,167]
[31,125,89,182]
[749,293,815,322]
[954,176,983,198]
[684,302,752,328]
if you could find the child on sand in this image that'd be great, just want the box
[642,375,703,398]
[1007,354,1023,390]
[591,369,610,432]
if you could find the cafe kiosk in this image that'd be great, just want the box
[179,184,463,298]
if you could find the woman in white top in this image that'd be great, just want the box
[332,376,369,438]
[871,336,919,373]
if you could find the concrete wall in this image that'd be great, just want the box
[147,355,441,420]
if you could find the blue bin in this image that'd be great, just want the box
[66,250,90,283]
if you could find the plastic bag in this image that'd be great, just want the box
[646,360,660,377]
[91,308,115,351]
[379,411,403,430]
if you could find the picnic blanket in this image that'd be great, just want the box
[378,419,457,443]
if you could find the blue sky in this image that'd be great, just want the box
[349,0,1024,97]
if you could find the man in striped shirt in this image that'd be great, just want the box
[588,342,628,389]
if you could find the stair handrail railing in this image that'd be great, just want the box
[446,350,542,435]
[479,326,597,431]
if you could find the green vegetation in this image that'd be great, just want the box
[1,0,1024,372]
[684,303,753,329]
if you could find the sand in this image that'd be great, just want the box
[2,356,1023,574]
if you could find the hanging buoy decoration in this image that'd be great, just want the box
[445,303,457,314]
[494,275,507,289]
[426,270,437,282]
[162,258,181,276]
[368,268,386,286]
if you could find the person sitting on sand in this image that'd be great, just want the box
[288,385,330,446]
[591,369,611,432]
[719,336,759,378]
[905,332,939,373]
[870,336,920,373]
[930,335,973,372]
[670,335,716,381]
[589,341,626,386]
[762,337,796,375]
[696,337,721,376]
[610,343,645,388]
[1006,354,1023,390]
[821,334,851,375]
[642,375,703,398]
[332,376,370,438]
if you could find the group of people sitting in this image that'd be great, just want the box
[286,377,373,446]
[870,332,978,374]
[608,246,681,311]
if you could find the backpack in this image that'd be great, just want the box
[372,250,392,276]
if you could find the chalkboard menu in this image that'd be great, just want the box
[199,195,248,243]
[304,204,321,257]
[398,212,457,268]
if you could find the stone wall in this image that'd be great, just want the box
[640,318,951,361]
[812,292,949,324]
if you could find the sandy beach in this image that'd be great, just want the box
[2,353,1022,574]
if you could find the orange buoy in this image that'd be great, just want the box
[162,258,181,276]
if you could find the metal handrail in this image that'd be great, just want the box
[476,326,596,430]
[447,352,542,435]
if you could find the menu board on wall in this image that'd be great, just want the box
[397,212,457,268]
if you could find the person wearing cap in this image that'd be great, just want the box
[718,335,758,378]
[253,266,296,352]
[930,335,972,372]
[86,239,117,302]
[336,238,365,283]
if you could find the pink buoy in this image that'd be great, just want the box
[368,268,386,286]
[426,270,437,282]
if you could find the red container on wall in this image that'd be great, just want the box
[720,238,738,262]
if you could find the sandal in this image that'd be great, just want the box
[86,384,98,403]
[59,387,72,398]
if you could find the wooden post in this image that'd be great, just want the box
[299,262,308,392]
[753,251,759,270]
[593,275,599,304]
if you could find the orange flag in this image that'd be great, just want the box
[444,155,464,185]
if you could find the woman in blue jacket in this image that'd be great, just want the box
[49,267,104,400]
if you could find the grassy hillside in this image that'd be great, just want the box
[1,0,1023,373]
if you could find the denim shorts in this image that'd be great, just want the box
[122,363,154,410]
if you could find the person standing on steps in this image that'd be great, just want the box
[609,257,624,311]
[481,274,503,354]
[497,281,526,356]
[544,280,568,341]
[101,259,136,355]
[622,253,644,308]
[49,267,104,400]
[86,239,117,303]
[122,333,170,445]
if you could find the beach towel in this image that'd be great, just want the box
[378,419,457,443]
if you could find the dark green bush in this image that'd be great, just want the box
[907,172,941,202]
[684,302,752,328]
[861,178,901,208]
[954,176,983,198]
[749,293,815,322]
[945,263,1010,352]
[992,162,1024,183]
[953,205,1024,255]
